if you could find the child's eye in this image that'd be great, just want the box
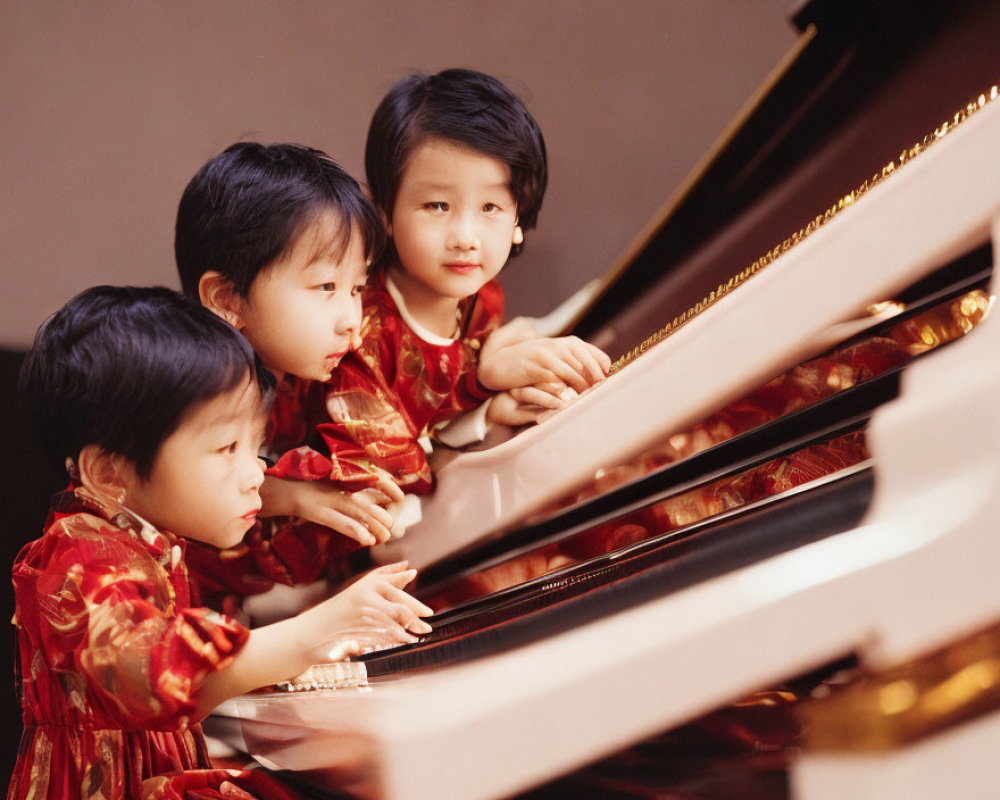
[425,201,449,212]
[483,202,500,213]
[315,282,337,292]
[352,284,365,296]
[219,442,238,455]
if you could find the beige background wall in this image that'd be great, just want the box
[1,1,798,349]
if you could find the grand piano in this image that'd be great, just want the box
[214,2,1000,797]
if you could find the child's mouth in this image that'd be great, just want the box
[443,262,479,274]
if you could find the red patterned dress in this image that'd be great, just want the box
[7,488,300,800]
[186,273,504,611]
[271,270,504,495]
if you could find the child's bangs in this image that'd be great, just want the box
[295,209,355,266]
[295,200,385,269]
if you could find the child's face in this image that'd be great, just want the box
[122,377,268,549]
[388,138,520,305]
[236,213,368,382]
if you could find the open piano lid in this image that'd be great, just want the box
[377,0,1000,574]
[222,3,1000,798]
[570,0,1000,356]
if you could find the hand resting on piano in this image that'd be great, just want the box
[477,315,611,427]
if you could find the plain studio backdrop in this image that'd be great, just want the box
[0,1,799,348]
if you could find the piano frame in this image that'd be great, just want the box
[216,84,1000,800]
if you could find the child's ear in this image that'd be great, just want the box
[77,444,132,505]
[512,224,524,246]
[199,271,246,329]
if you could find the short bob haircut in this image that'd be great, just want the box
[20,285,275,480]
[365,68,548,246]
[175,142,385,298]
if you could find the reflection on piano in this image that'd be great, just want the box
[215,3,1000,797]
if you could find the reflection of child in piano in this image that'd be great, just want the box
[321,68,611,500]
[10,286,431,800]
[175,143,414,610]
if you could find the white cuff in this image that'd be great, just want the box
[434,399,492,447]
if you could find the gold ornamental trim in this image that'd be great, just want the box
[798,620,1000,751]
[608,83,1000,375]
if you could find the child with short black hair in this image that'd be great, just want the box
[319,68,610,496]
[11,286,430,800]
[176,143,408,607]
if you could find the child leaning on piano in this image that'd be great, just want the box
[9,286,431,800]
[310,68,611,513]
[175,142,416,614]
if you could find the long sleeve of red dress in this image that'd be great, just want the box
[309,272,504,495]
[8,489,299,800]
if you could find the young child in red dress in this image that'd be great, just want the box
[304,69,611,505]
[175,143,411,609]
[10,286,431,800]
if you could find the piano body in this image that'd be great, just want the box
[215,3,1000,797]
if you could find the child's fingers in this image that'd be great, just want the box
[510,385,565,410]
[564,338,610,383]
[377,587,434,634]
[490,401,549,427]
[354,487,400,513]
[369,564,418,587]
[545,338,607,389]
[370,560,411,574]
[372,471,405,503]
[350,495,396,530]
[326,639,363,661]
[312,506,378,546]
[534,348,592,393]
[377,569,422,595]
[591,342,613,373]
[332,494,395,543]
[352,613,420,645]
[383,583,434,618]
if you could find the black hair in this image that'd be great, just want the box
[365,68,548,251]
[19,285,275,480]
[175,142,386,298]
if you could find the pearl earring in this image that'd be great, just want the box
[512,225,524,245]
[65,457,81,481]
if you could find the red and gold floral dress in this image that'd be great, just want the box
[186,273,504,613]
[7,488,300,800]
[272,269,504,495]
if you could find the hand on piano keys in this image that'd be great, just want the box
[297,561,434,662]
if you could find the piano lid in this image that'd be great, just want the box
[568,0,1000,360]
[377,0,1000,572]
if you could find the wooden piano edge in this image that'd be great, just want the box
[378,95,1000,573]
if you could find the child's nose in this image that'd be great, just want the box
[334,295,362,336]
[448,213,479,250]
[244,456,266,492]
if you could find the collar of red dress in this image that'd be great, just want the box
[54,485,181,566]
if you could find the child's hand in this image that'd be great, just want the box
[486,387,568,426]
[301,562,433,658]
[482,317,541,353]
[477,335,611,394]
[261,473,404,546]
